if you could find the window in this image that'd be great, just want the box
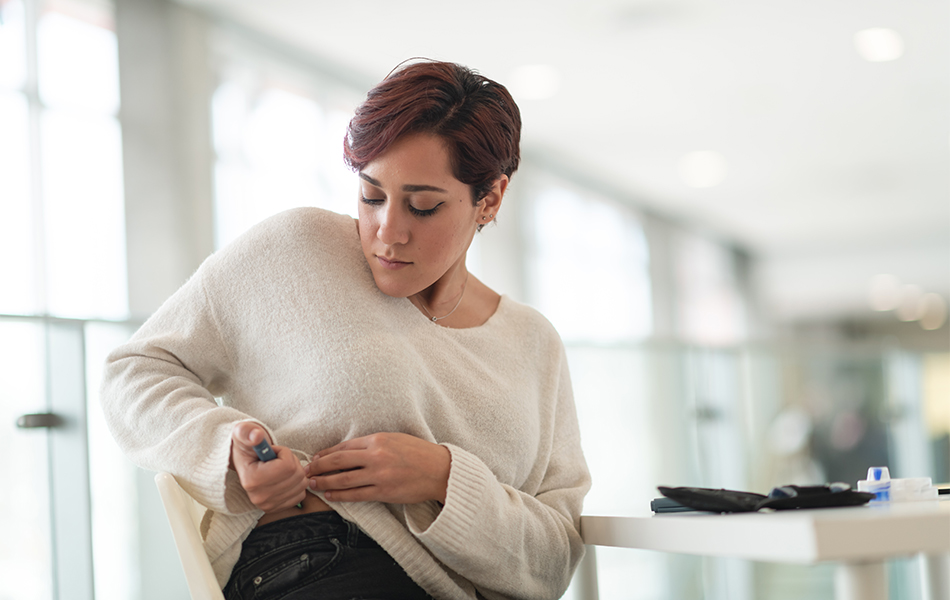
[527,177,652,343]
[0,0,127,320]
[0,0,35,315]
[211,59,358,248]
[526,173,663,600]
[675,232,747,345]
[1,2,130,599]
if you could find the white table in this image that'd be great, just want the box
[578,499,950,600]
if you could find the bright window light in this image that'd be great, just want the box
[37,9,119,114]
[529,186,652,342]
[212,80,248,161]
[212,77,356,249]
[0,0,27,90]
[854,28,904,62]
[675,233,746,345]
[244,89,323,171]
[0,91,36,315]
[42,109,128,319]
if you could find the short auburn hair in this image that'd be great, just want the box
[344,60,521,205]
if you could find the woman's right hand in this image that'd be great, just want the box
[230,422,309,512]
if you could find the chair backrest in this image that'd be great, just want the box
[154,472,226,600]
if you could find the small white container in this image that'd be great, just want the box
[857,466,938,503]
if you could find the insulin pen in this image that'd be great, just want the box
[252,438,304,508]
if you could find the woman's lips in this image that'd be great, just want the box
[377,256,411,270]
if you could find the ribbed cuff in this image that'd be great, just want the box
[409,444,492,556]
[403,500,442,533]
[192,417,274,515]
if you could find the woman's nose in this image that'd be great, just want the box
[377,204,410,246]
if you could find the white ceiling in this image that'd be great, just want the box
[174,0,949,322]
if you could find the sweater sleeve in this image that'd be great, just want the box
[403,345,591,600]
[99,259,265,515]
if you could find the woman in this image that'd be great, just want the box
[101,60,590,600]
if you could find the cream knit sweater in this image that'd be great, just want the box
[101,208,590,600]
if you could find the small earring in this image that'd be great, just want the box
[482,216,487,221]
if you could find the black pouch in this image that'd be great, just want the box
[656,484,874,513]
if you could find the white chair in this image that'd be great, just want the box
[154,472,226,600]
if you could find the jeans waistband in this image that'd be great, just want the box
[239,511,374,564]
[225,511,432,600]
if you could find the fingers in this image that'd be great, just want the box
[306,441,378,496]
[315,437,370,459]
[322,486,376,503]
[306,449,365,476]
[230,423,309,512]
[305,433,451,504]
[247,484,307,512]
[242,449,309,512]
[231,422,269,462]
[232,421,266,445]
[308,462,369,490]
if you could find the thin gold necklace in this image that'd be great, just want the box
[418,273,469,322]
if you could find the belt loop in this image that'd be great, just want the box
[346,518,359,546]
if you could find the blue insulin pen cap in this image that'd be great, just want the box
[253,438,277,462]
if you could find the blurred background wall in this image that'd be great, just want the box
[1,0,947,599]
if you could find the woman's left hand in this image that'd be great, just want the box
[306,433,450,504]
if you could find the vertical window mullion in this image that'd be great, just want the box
[45,318,95,600]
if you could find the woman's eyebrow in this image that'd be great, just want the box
[359,173,448,194]
[402,184,448,193]
[359,173,382,187]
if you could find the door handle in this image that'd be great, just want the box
[16,413,64,429]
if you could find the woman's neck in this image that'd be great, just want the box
[412,265,469,321]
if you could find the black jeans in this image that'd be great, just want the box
[223,512,432,600]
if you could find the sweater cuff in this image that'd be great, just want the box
[406,443,492,554]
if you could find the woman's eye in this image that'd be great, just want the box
[360,195,441,216]
[409,203,442,217]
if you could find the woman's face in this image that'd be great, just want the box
[357,133,489,298]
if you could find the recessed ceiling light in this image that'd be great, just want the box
[508,65,560,100]
[918,293,947,330]
[896,284,924,321]
[678,151,727,188]
[854,28,904,62]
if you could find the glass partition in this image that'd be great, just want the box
[0,319,53,600]
[564,339,945,600]
[85,321,140,600]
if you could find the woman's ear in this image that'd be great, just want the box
[477,175,508,225]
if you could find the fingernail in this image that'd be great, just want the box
[309,480,316,489]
